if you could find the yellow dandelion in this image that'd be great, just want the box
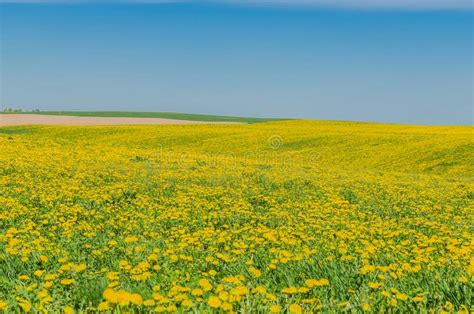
[208,296,221,308]
[289,304,302,313]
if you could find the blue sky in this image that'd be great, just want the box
[0,1,472,124]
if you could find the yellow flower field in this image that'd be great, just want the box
[0,121,472,313]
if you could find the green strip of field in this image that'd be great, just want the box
[0,111,285,123]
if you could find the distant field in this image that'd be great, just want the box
[0,111,284,123]
[0,114,245,126]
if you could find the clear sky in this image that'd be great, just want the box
[0,1,473,124]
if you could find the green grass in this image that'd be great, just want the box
[0,111,286,124]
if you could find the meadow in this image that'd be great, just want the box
[0,121,472,313]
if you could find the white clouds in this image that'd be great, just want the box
[219,0,473,9]
[1,0,472,9]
